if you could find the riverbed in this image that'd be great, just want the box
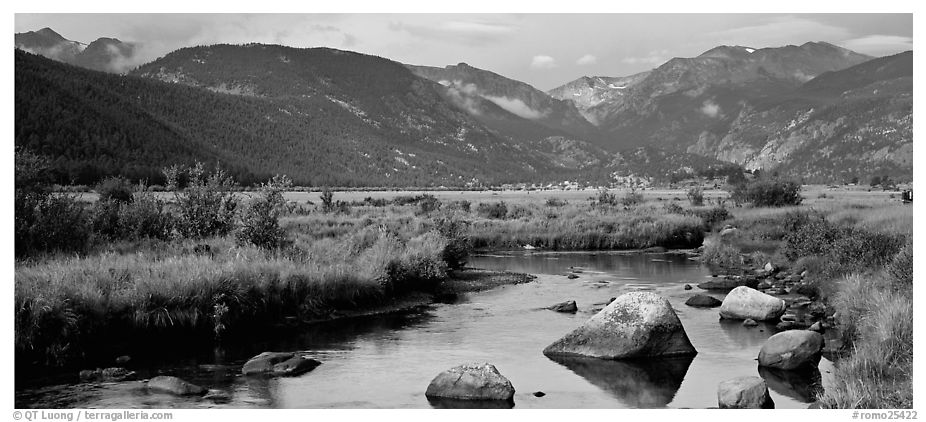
[16,250,833,409]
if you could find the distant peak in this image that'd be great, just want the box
[35,27,66,40]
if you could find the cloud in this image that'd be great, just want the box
[530,55,556,69]
[388,20,516,46]
[443,80,483,116]
[621,49,669,66]
[576,54,597,65]
[484,95,547,120]
[840,34,912,56]
[708,16,851,49]
[700,100,722,118]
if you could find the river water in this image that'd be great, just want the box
[16,251,833,409]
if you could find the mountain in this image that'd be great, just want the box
[548,42,909,182]
[15,27,85,63]
[546,72,649,125]
[18,46,637,187]
[15,28,136,73]
[700,50,913,183]
[406,63,601,142]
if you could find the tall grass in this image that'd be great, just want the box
[818,272,912,408]
[15,229,449,366]
[467,203,705,250]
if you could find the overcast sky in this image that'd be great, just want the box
[14,13,913,90]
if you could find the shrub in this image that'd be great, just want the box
[165,163,239,239]
[783,219,905,275]
[595,188,618,206]
[476,202,508,219]
[236,175,292,249]
[733,179,803,207]
[663,202,685,214]
[320,187,335,213]
[545,197,568,207]
[700,242,744,268]
[445,200,471,213]
[887,241,912,289]
[16,192,91,257]
[95,176,135,203]
[620,189,644,207]
[687,187,704,206]
[415,195,441,216]
[691,206,730,227]
[506,204,533,219]
[432,213,471,270]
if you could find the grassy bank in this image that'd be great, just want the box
[700,195,912,408]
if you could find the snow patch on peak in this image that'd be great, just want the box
[744,47,756,53]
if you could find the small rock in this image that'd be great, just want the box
[79,367,135,382]
[566,274,579,279]
[685,294,722,308]
[547,300,578,313]
[203,389,231,403]
[684,284,693,290]
[718,376,774,409]
[756,280,773,290]
[242,352,321,376]
[780,314,799,322]
[808,302,827,317]
[808,321,823,333]
[425,363,515,401]
[742,319,758,327]
[764,262,777,273]
[533,391,546,397]
[147,376,206,396]
[115,355,131,365]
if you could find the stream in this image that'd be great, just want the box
[15,251,833,409]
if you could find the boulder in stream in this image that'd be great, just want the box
[147,376,206,396]
[758,330,824,370]
[425,363,515,401]
[719,286,786,321]
[242,352,321,376]
[685,294,722,308]
[717,376,774,409]
[547,300,578,313]
[543,291,696,359]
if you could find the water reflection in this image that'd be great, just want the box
[472,252,697,280]
[759,366,823,403]
[547,355,694,408]
[426,397,515,409]
[717,319,777,348]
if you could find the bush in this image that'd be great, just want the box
[236,175,292,249]
[414,195,441,216]
[687,187,704,206]
[691,206,730,227]
[15,192,90,256]
[620,190,644,207]
[95,176,135,203]
[476,202,508,219]
[545,198,568,207]
[701,242,744,268]
[164,163,239,239]
[445,200,471,213]
[733,179,803,207]
[320,187,335,213]
[783,219,905,275]
[595,188,618,206]
[506,204,533,219]
[432,214,471,270]
[887,241,912,289]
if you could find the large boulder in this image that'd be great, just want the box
[242,352,321,376]
[147,376,206,396]
[718,376,774,409]
[758,330,824,370]
[543,292,696,359]
[719,286,786,321]
[685,294,722,308]
[425,363,515,401]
